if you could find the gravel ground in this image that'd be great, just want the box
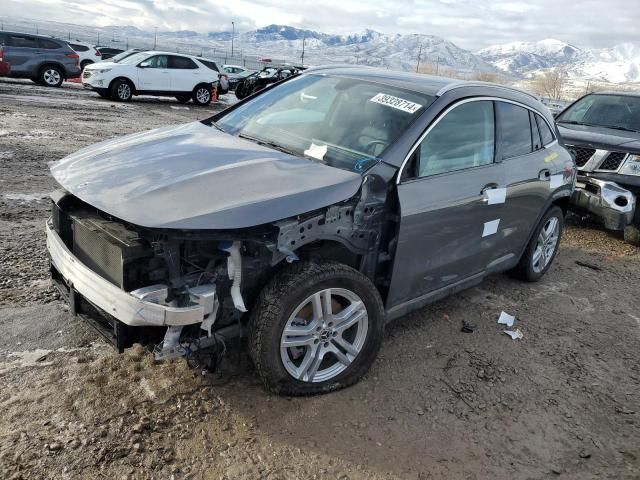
[0,78,639,480]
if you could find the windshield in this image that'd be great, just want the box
[215,74,433,173]
[119,52,150,65]
[557,94,640,132]
[111,50,138,63]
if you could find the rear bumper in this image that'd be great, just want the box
[46,219,209,327]
[570,177,636,230]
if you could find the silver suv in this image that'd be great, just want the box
[0,31,81,87]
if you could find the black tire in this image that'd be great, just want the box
[80,60,93,70]
[192,84,212,106]
[110,78,133,101]
[511,206,564,282]
[39,65,64,87]
[248,260,384,396]
[96,90,109,99]
[175,94,191,104]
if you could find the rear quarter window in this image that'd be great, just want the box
[39,39,62,50]
[198,60,219,72]
[536,114,555,146]
[70,43,89,52]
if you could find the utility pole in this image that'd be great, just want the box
[435,56,440,75]
[416,44,423,73]
[231,21,235,57]
[301,34,306,66]
[154,27,158,49]
[97,32,100,45]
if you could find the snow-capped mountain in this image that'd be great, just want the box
[479,39,640,83]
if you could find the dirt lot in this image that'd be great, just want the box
[0,78,639,480]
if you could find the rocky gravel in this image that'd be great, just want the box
[0,78,639,479]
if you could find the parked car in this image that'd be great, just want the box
[235,65,303,99]
[225,67,255,90]
[96,47,124,60]
[82,51,218,105]
[558,92,640,244]
[233,70,259,99]
[223,64,248,75]
[195,57,229,95]
[47,67,574,395]
[68,41,102,70]
[107,48,146,63]
[0,31,81,87]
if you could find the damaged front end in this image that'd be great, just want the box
[47,180,389,364]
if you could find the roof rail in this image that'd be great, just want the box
[436,81,539,101]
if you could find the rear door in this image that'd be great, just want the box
[167,55,201,92]
[4,34,42,75]
[136,55,170,91]
[388,99,506,308]
[496,101,558,258]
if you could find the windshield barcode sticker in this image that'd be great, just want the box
[370,93,423,114]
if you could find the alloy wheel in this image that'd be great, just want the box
[43,69,61,86]
[532,216,560,273]
[117,83,131,100]
[280,288,368,383]
[196,87,211,104]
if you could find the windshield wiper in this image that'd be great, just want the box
[237,133,298,156]
[558,120,596,126]
[598,125,640,134]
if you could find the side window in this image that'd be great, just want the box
[536,114,555,146]
[418,100,495,177]
[200,60,219,72]
[8,35,38,48]
[169,56,197,69]
[0,33,6,46]
[143,55,168,68]
[497,101,533,159]
[38,39,61,50]
[69,43,89,52]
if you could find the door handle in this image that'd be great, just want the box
[481,183,499,195]
[538,169,551,181]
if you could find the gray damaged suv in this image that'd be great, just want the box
[0,31,81,87]
[47,67,575,395]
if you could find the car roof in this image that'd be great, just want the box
[303,65,535,100]
[591,91,640,98]
[0,31,63,41]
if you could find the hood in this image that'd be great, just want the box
[86,61,118,70]
[50,122,363,229]
[558,123,640,152]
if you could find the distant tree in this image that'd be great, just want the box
[471,71,499,83]
[534,68,568,100]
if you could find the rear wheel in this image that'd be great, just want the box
[110,79,132,101]
[175,94,191,104]
[192,84,212,106]
[511,206,564,282]
[39,65,63,87]
[249,261,384,396]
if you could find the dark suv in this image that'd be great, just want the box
[47,67,574,395]
[0,31,81,87]
[558,92,640,243]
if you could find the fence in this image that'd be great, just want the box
[0,20,302,70]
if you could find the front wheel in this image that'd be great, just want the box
[110,79,133,101]
[192,84,212,106]
[249,261,384,396]
[511,206,564,282]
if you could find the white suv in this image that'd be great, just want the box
[82,51,218,105]
[68,41,102,70]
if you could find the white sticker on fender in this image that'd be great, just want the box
[370,93,423,114]
[482,219,501,237]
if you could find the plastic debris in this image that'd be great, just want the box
[504,328,524,340]
[497,311,515,327]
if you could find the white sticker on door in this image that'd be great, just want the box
[369,93,423,114]
[486,187,507,205]
[549,174,564,189]
[482,219,501,237]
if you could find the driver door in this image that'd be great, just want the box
[137,55,170,91]
[387,100,507,309]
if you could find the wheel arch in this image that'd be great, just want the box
[38,62,68,79]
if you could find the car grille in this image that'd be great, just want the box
[598,151,627,171]
[566,145,596,167]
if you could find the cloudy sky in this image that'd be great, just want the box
[3,0,639,50]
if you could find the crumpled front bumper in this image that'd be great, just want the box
[46,219,213,327]
[570,177,636,231]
